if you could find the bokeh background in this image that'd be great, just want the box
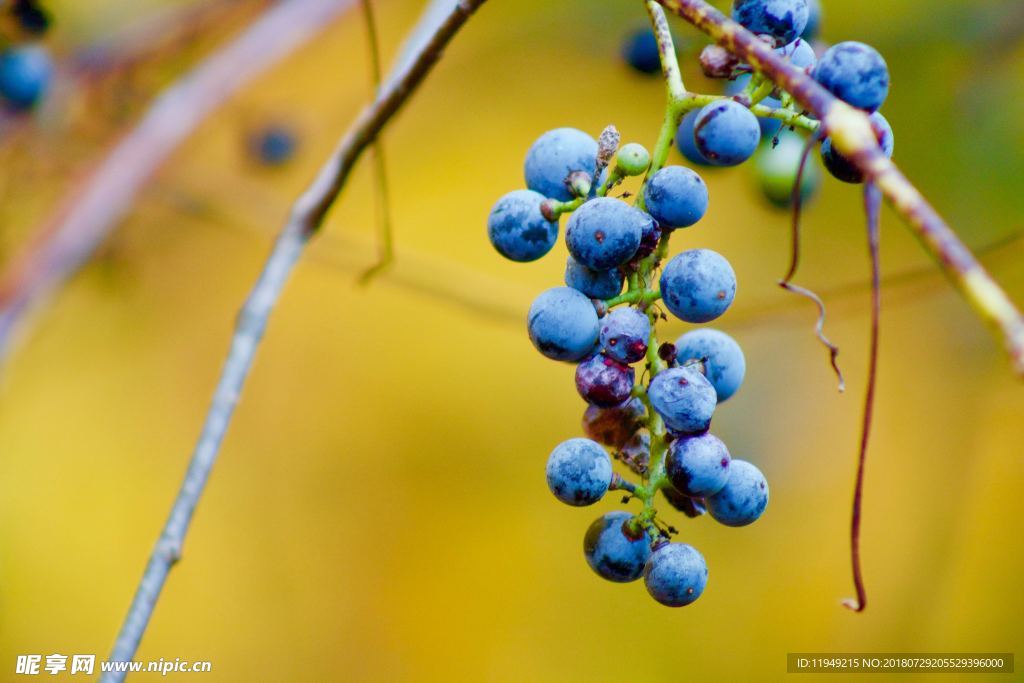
[1,0,1023,680]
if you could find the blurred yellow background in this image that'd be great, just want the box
[1,0,1023,680]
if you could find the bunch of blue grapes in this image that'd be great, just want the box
[489,123,764,606]
[488,0,893,607]
[0,0,53,111]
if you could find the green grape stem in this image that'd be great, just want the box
[595,166,626,198]
[606,3,818,537]
[615,2,818,540]
[605,288,661,308]
[613,3,689,539]
[542,196,586,220]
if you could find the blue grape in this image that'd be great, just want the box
[635,218,662,259]
[753,129,821,208]
[0,45,52,109]
[584,511,651,582]
[666,432,731,497]
[647,365,717,434]
[252,125,297,166]
[564,255,623,300]
[661,486,707,517]
[813,41,890,112]
[11,2,51,36]
[575,354,635,408]
[801,0,821,40]
[659,249,737,323]
[546,438,613,506]
[600,307,650,364]
[776,38,817,71]
[674,328,746,402]
[821,112,894,184]
[706,459,769,526]
[565,197,648,270]
[527,287,600,361]
[732,0,809,46]
[487,190,558,262]
[622,28,661,75]
[726,75,783,139]
[524,127,599,201]
[643,543,708,607]
[693,100,761,166]
[619,430,651,473]
[582,398,646,449]
[676,111,712,166]
[643,166,709,229]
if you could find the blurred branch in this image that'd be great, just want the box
[70,0,269,78]
[357,0,393,284]
[160,182,526,322]
[391,0,462,74]
[658,0,1024,376]
[358,0,465,284]
[0,0,268,150]
[0,0,355,359]
[101,0,487,677]
[155,169,1024,333]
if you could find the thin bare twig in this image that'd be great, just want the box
[100,1,487,677]
[658,0,1024,376]
[0,0,356,359]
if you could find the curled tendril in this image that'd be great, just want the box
[778,128,846,392]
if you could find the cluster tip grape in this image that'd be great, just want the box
[490,0,894,607]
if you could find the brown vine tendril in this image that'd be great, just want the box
[778,128,845,391]
[842,182,883,612]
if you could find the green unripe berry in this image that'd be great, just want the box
[753,131,819,208]
[614,143,651,176]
